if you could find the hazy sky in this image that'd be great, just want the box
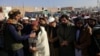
[0,0,97,7]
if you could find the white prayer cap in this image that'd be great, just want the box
[48,16,55,23]
[71,16,77,19]
[44,14,48,17]
[84,16,90,19]
[23,17,29,20]
[30,18,36,21]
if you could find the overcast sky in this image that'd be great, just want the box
[0,0,98,7]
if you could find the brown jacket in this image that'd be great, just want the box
[75,26,92,56]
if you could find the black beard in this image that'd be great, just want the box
[62,23,67,27]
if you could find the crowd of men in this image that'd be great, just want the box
[0,7,100,56]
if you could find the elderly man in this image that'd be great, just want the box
[47,16,60,56]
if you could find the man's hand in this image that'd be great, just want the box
[49,39,54,43]
[60,41,68,47]
[63,41,69,46]
[30,46,37,52]
[30,33,36,38]
[32,47,37,52]
[61,42,65,47]
[96,52,100,56]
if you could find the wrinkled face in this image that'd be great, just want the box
[61,17,69,24]
[15,14,21,21]
[76,21,83,28]
[49,21,56,27]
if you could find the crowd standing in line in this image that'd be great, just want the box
[0,7,100,56]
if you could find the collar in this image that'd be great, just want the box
[7,19,18,24]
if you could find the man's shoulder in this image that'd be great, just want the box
[93,24,100,31]
[40,26,46,32]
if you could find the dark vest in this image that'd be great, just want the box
[4,23,23,51]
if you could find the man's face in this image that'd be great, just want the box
[24,20,29,24]
[49,21,56,27]
[76,21,83,28]
[40,19,46,25]
[15,14,21,20]
[32,25,39,31]
[61,17,68,24]
[88,20,96,26]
